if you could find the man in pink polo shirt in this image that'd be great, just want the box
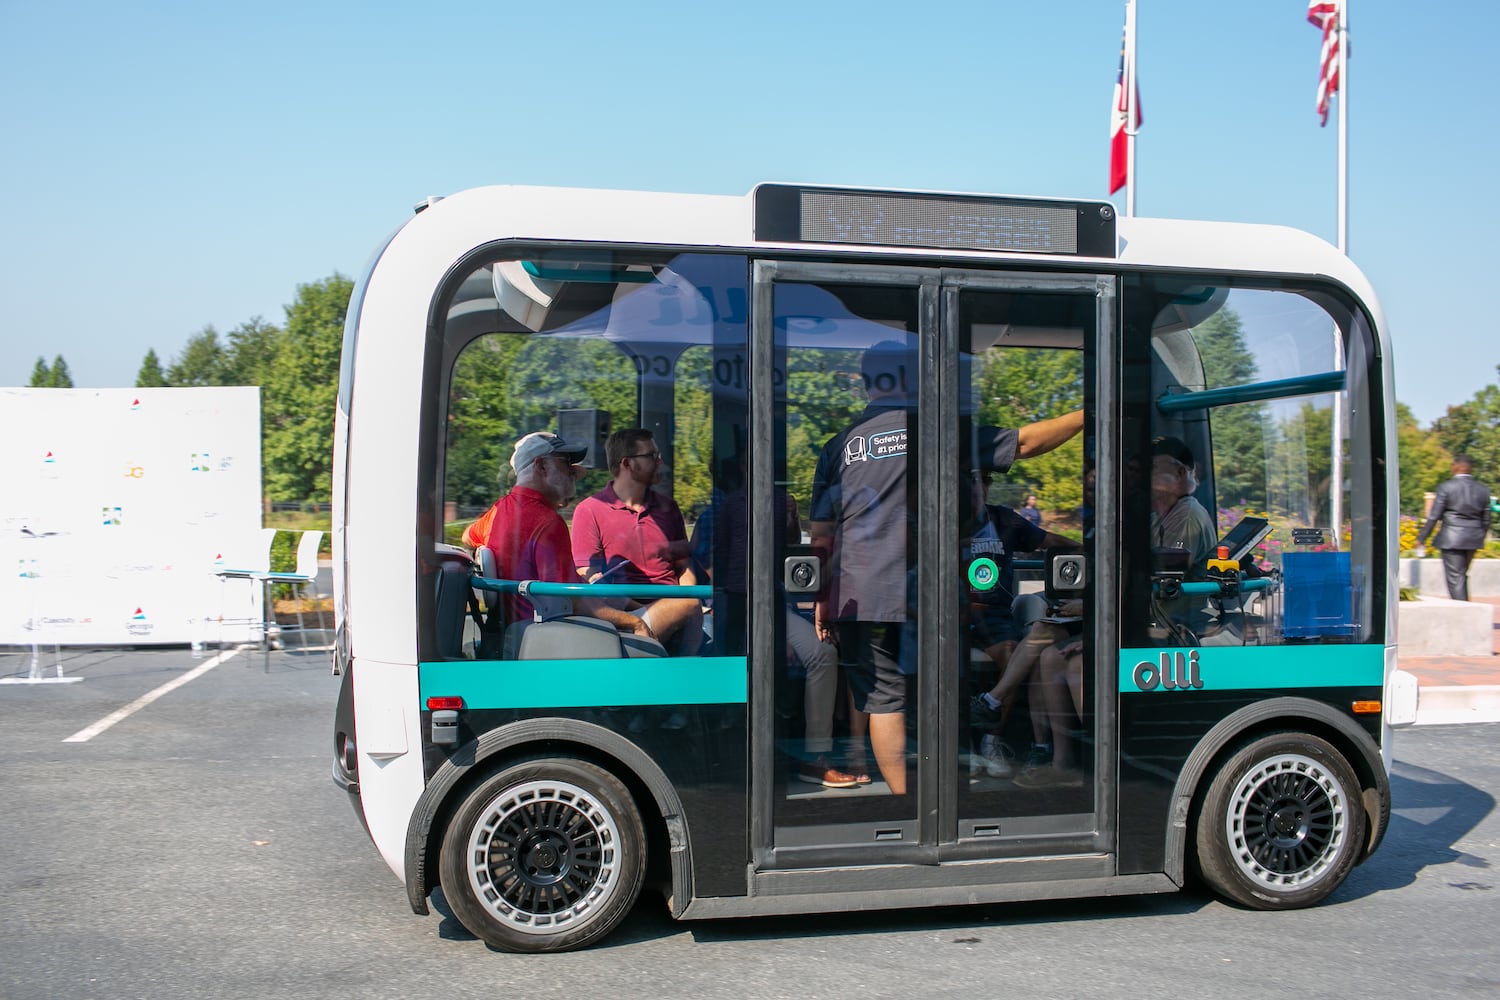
[571,428,703,654]
[465,431,649,637]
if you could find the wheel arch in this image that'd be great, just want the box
[1161,696,1390,886]
[403,718,693,918]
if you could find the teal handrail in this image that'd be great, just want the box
[1156,370,1345,414]
[1174,578,1273,595]
[473,576,712,600]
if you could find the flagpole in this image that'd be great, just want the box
[1330,0,1348,540]
[1125,0,1138,217]
[1337,0,1348,253]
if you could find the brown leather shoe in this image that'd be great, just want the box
[798,758,860,788]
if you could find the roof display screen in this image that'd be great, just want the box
[754,184,1116,258]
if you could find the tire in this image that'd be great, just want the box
[439,757,646,952]
[1193,732,1365,910]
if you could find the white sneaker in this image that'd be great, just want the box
[970,734,1015,778]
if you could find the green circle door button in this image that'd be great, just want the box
[968,557,999,591]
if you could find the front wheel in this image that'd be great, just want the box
[1194,732,1365,910]
[439,757,646,952]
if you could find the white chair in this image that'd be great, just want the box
[291,530,330,636]
[215,528,278,656]
[261,530,325,650]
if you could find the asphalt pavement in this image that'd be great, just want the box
[1,640,1499,999]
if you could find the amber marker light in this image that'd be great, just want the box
[1351,700,1382,714]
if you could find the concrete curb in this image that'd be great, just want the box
[1415,684,1500,726]
[1398,597,1494,656]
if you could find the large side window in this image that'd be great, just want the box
[426,252,749,661]
[1122,277,1381,648]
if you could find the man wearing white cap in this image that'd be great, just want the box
[465,431,651,636]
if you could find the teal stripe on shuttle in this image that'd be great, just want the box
[1118,644,1383,693]
[419,657,748,709]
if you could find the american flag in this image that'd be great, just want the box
[1308,0,1341,127]
[1109,21,1141,195]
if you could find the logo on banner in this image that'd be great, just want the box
[18,558,39,579]
[25,616,87,631]
[190,453,211,473]
[123,462,145,479]
[101,506,123,526]
[130,398,142,411]
[126,607,154,637]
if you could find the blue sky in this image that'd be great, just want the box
[1,0,1492,425]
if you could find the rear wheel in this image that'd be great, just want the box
[1194,732,1365,910]
[439,757,646,952]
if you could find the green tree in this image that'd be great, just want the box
[223,317,283,387]
[262,275,353,502]
[166,326,231,386]
[47,355,73,387]
[1265,401,1332,526]
[1432,364,1500,486]
[1395,402,1451,516]
[973,347,1086,517]
[445,333,641,511]
[1191,310,1267,510]
[28,356,51,387]
[135,349,166,387]
[446,334,528,509]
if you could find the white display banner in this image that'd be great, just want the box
[0,387,264,646]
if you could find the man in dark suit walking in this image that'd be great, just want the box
[1417,454,1492,601]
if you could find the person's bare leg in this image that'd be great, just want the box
[1028,673,1051,747]
[981,640,1015,671]
[986,623,1064,702]
[1039,645,1081,771]
[869,710,907,795]
[847,691,870,779]
[643,597,703,650]
[1057,649,1084,769]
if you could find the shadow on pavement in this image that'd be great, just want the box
[1336,760,1495,900]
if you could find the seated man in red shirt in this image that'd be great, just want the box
[571,428,703,655]
[465,431,649,638]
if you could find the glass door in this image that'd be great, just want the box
[751,261,935,862]
[750,262,1114,871]
[946,274,1109,856]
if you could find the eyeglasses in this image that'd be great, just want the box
[625,452,661,463]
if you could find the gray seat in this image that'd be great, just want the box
[473,548,666,659]
[504,616,667,659]
[433,545,475,660]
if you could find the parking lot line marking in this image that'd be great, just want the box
[62,647,242,743]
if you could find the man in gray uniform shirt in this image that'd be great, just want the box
[810,341,1082,796]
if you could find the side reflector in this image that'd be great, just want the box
[427,696,464,711]
[1351,700,1381,715]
